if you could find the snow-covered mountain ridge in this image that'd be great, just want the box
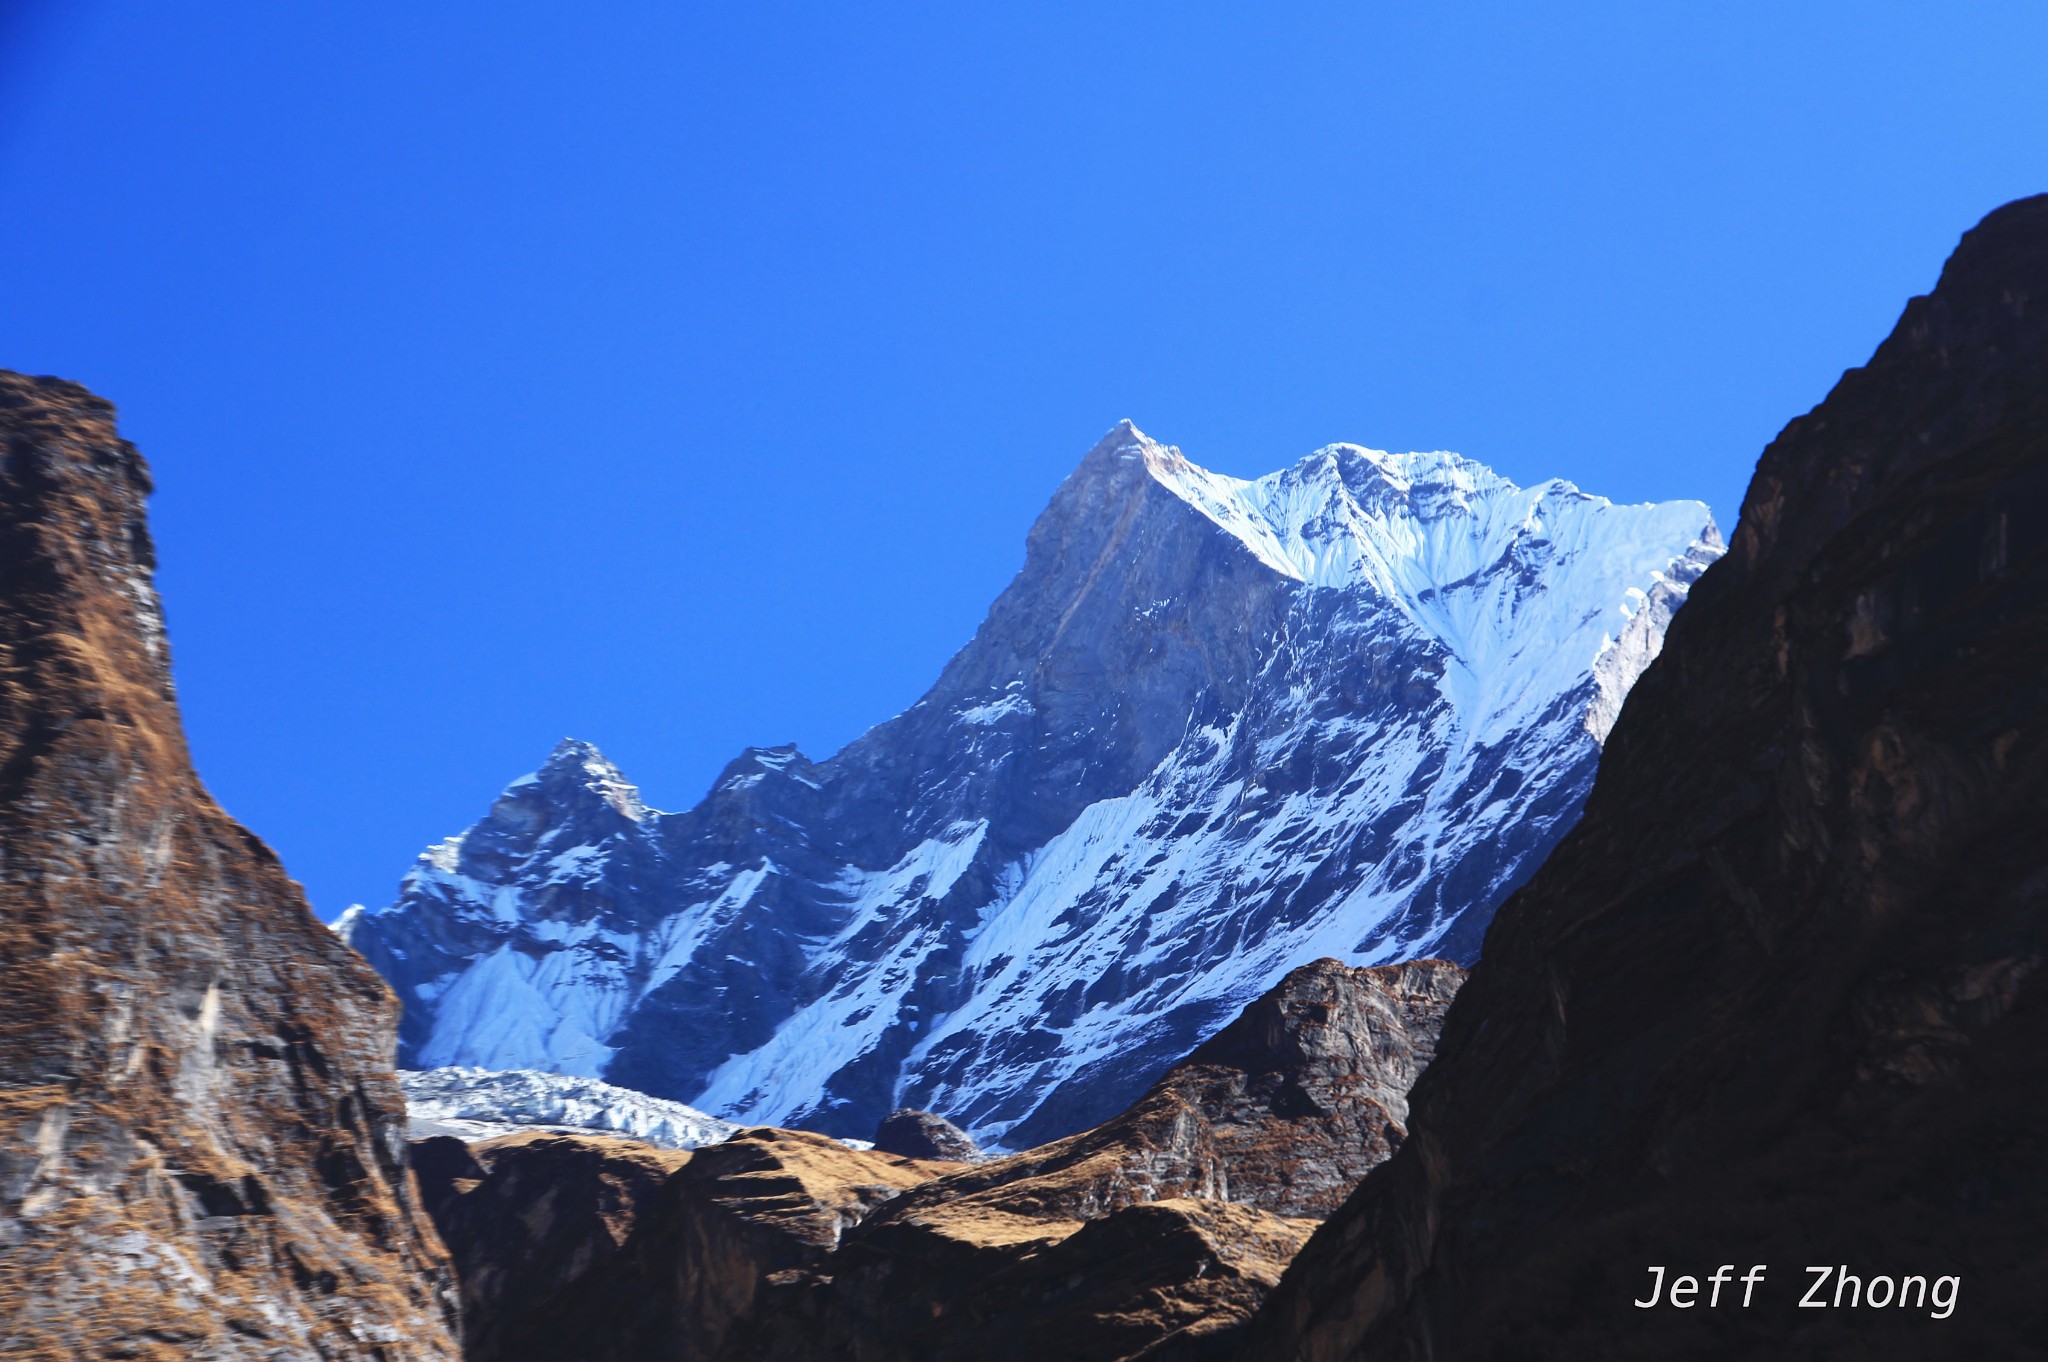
[345,423,1721,1147]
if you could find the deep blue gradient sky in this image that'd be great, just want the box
[3,5,2044,918]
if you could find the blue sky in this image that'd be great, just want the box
[2,4,2044,918]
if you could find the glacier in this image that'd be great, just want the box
[400,1066,741,1149]
[344,423,1722,1146]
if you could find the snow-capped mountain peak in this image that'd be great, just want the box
[521,737,654,822]
[348,423,1722,1147]
[1128,424,1718,743]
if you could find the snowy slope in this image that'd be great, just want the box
[346,423,1721,1147]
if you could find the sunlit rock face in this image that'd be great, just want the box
[348,424,1717,1145]
[0,373,458,1360]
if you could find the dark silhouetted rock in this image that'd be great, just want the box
[1240,195,2048,1361]
[412,1126,946,1362]
[411,1131,691,1362]
[873,1108,982,1161]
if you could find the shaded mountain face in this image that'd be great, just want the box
[347,431,1718,1144]
[415,957,1461,1362]
[0,375,458,1358]
[1240,195,2048,1362]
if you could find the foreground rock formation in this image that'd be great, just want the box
[416,1126,951,1361]
[416,957,1460,1362]
[752,958,1462,1361]
[0,374,458,1357]
[1238,195,2048,1360]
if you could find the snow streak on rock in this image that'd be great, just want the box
[347,424,1721,1147]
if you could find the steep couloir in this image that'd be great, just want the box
[0,374,459,1359]
[1239,195,2048,1361]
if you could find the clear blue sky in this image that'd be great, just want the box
[2,4,2043,918]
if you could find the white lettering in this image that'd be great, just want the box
[1740,1264,1766,1307]
[1707,1265,1734,1307]
[1634,1266,1666,1308]
[1800,1266,1832,1307]
[1832,1267,1862,1309]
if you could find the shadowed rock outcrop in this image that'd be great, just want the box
[0,373,458,1358]
[747,958,1460,1361]
[414,1127,949,1362]
[1239,195,2048,1360]
[873,1109,983,1162]
[411,1131,689,1362]
[418,957,1460,1362]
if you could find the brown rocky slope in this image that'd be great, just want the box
[415,957,1461,1362]
[0,374,459,1359]
[415,1126,946,1362]
[1237,195,2048,1360]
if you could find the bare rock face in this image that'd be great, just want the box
[852,958,1463,1232]
[412,1127,948,1362]
[417,957,1460,1362]
[753,958,1460,1360]
[411,1132,690,1362]
[0,373,458,1356]
[872,1109,982,1162]
[1147,956,1463,1218]
[1241,196,2048,1360]
[774,1196,1316,1362]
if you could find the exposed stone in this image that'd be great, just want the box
[411,1132,689,1362]
[0,373,458,1358]
[1240,195,2048,1360]
[419,957,1460,1361]
[872,1109,982,1162]
[412,1127,947,1362]
[748,958,1460,1359]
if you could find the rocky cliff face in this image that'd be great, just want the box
[347,432,1714,1146]
[1240,195,2048,1361]
[414,1127,952,1362]
[0,374,458,1358]
[751,958,1462,1362]
[415,956,1460,1362]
